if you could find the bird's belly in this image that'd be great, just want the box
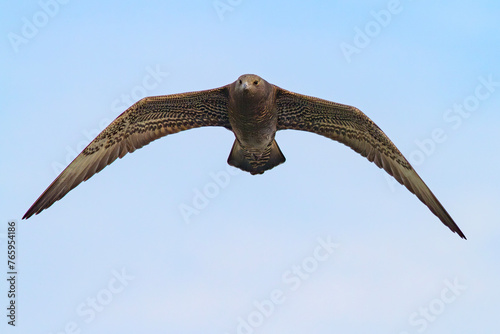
[234,126,274,151]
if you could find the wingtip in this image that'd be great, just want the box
[450,223,466,240]
[22,204,41,220]
[447,217,466,240]
[22,210,34,220]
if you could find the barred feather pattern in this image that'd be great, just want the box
[275,88,465,239]
[23,87,230,219]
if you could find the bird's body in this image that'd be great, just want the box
[227,75,284,174]
[23,74,466,239]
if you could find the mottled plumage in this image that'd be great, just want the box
[23,74,466,239]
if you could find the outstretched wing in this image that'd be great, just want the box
[275,87,465,239]
[23,87,230,219]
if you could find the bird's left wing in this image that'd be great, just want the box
[275,87,465,239]
[23,87,230,219]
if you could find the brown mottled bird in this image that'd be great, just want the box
[23,74,466,239]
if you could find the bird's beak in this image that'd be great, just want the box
[241,82,249,91]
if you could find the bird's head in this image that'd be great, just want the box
[233,74,271,101]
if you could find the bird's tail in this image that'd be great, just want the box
[227,139,285,175]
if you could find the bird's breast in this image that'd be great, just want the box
[228,102,277,151]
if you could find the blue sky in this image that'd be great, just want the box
[1,0,499,333]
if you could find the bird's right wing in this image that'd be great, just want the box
[23,87,230,219]
[275,87,466,239]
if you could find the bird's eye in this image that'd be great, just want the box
[253,80,258,85]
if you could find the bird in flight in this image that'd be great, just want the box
[23,74,466,239]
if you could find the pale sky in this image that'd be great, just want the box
[2,1,500,333]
